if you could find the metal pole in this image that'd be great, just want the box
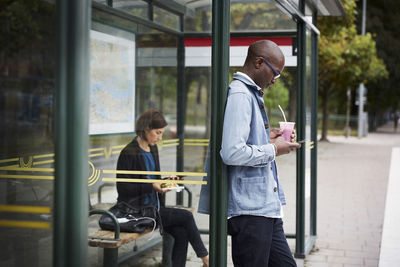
[210,0,229,266]
[310,10,318,238]
[54,0,90,266]
[358,0,367,137]
[362,0,367,35]
[295,0,306,259]
[176,15,185,206]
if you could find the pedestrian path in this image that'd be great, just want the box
[304,123,400,267]
[112,123,400,267]
[378,147,400,267]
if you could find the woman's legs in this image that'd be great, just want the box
[164,225,189,267]
[160,207,208,266]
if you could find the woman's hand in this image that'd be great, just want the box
[168,175,183,181]
[153,176,183,193]
[153,183,169,193]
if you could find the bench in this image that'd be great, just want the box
[88,209,158,267]
[88,185,194,267]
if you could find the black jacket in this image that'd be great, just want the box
[116,137,161,207]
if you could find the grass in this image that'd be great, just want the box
[321,128,358,137]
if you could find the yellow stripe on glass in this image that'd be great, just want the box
[0,220,51,229]
[103,178,206,185]
[104,170,206,177]
[0,205,51,214]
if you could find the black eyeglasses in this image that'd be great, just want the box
[258,57,281,80]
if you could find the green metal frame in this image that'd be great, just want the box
[176,14,186,206]
[209,1,230,266]
[184,30,297,38]
[294,1,319,258]
[310,10,318,238]
[92,2,183,36]
[295,0,307,259]
[54,0,91,266]
[52,0,323,265]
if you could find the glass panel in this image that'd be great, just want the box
[230,2,296,31]
[113,0,149,20]
[288,0,299,9]
[305,28,313,240]
[0,1,56,266]
[93,0,108,5]
[184,66,211,232]
[154,6,180,31]
[88,13,198,265]
[273,67,298,237]
[184,1,296,33]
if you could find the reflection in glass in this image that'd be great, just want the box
[114,0,149,20]
[154,6,180,31]
[305,28,312,240]
[0,1,55,266]
[185,1,295,33]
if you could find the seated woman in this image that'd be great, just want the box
[116,110,209,267]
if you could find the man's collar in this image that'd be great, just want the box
[233,72,263,95]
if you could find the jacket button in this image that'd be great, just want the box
[264,124,269,129]
[259,104,264,109]
[270,166,273,170]
[273,187,277,192]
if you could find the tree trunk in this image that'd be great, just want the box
[320,86,330,141]
[289,88,297,122]
[344,87,351,137]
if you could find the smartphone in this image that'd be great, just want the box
[162,176,185,180]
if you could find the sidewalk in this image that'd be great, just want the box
[304,123,400,267]
[114,123,400,267]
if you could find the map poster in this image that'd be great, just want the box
[89,30,135,135]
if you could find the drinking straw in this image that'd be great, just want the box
[278,105,287,122]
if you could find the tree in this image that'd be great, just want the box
[357,0,400,130]
[264,71,290,117]
[318,0,387,141]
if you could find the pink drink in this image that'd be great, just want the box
[279,122,295,142]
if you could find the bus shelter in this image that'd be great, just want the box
[0,0,344,266]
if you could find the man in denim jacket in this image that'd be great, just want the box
[200,40,300,266]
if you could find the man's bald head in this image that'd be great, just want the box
[244,40,284,68]
[242,40,285,89]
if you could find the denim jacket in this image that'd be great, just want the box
[198,72,286,217]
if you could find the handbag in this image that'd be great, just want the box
[99,201,162,234]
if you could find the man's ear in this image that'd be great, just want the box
[254,57,263,69]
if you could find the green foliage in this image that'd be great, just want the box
[318,0,387,90]
[185,2,296,32]
[230,3,295,31]
[317,0,388,138]
[0,0,53,58]
[358,0,400,119]
[264,73,290,112]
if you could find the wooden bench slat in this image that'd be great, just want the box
[88,229,153,248]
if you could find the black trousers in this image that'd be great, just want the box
[160,207,208,267]
[228,215,297,267]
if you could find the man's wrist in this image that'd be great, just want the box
[272,143,278,155]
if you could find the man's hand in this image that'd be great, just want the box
[290,129,297,143]
[272,136,301,156]
[270,128,283,140]
[271,128,297,143]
